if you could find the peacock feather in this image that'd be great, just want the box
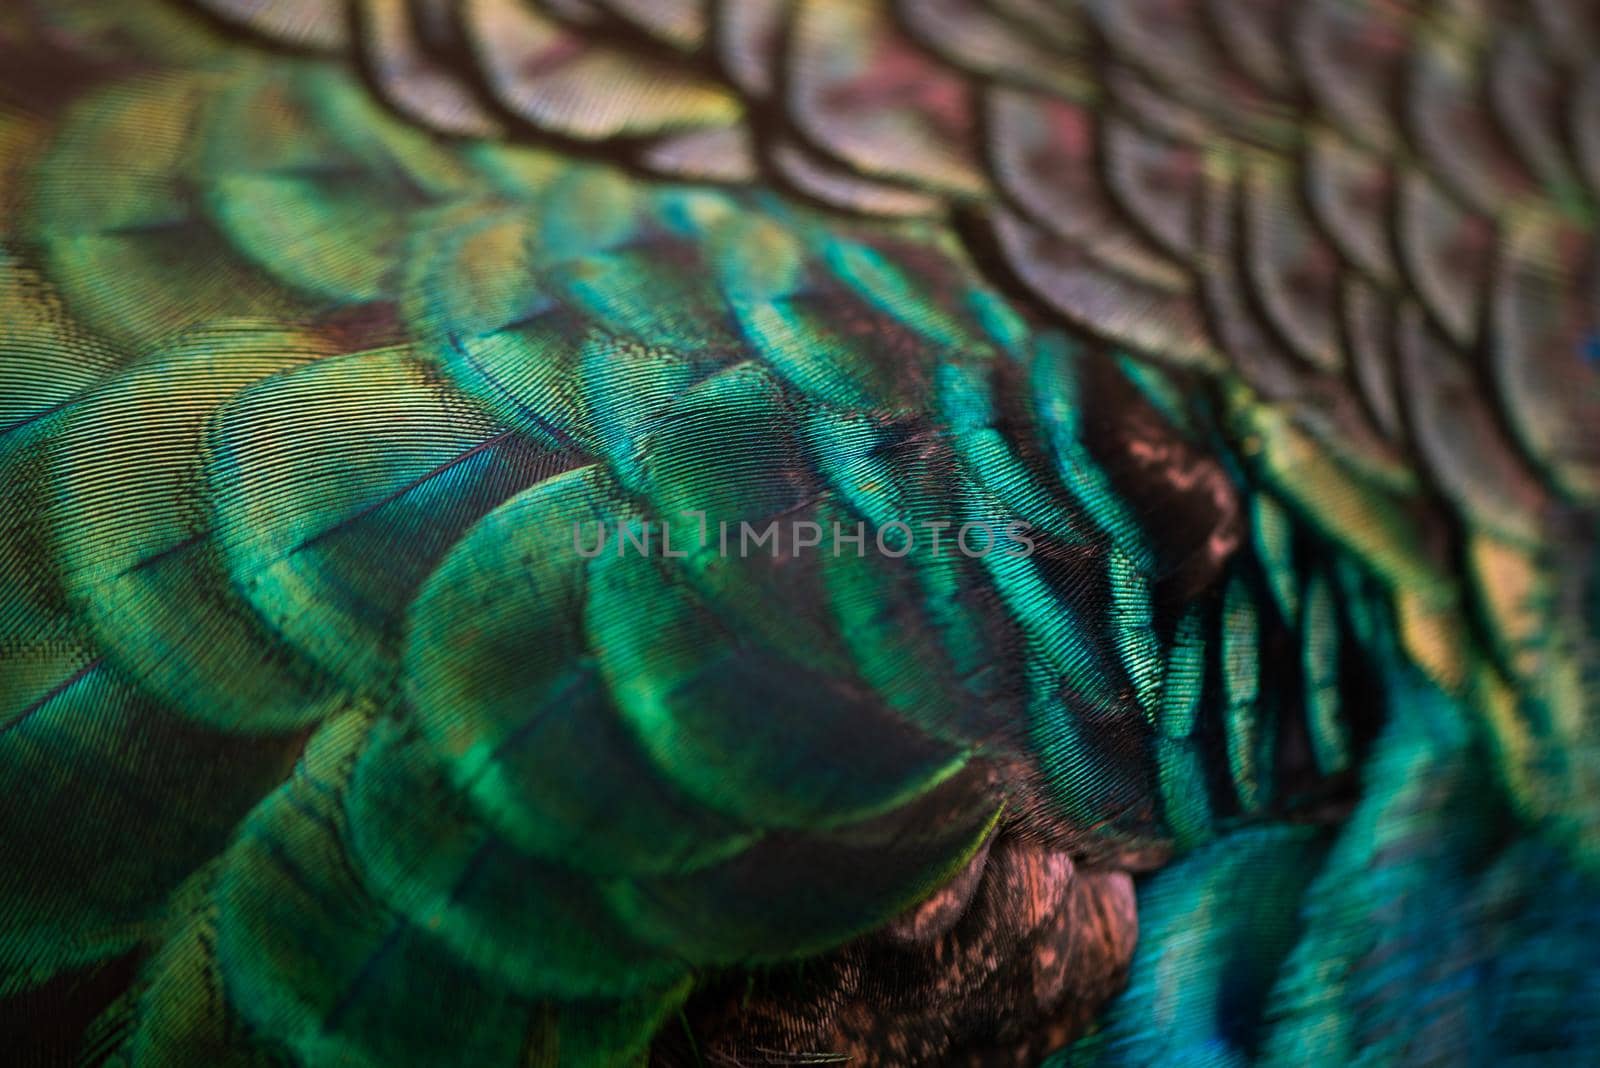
[0,1,1596,1064]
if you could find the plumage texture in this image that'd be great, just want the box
[0,0,1596,1064]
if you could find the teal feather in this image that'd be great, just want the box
[1,1,1597,1064]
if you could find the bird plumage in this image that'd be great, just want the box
[0,0,1596,1064]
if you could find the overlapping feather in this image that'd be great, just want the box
[1,0,1596,1064]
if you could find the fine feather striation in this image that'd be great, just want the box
[163,0,1600,864]
[0,1,1595,1064]
[0,7,1295,1061]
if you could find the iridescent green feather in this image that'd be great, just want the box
[2,1,1597,1064]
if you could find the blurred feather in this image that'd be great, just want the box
[0,0,1596,1064]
